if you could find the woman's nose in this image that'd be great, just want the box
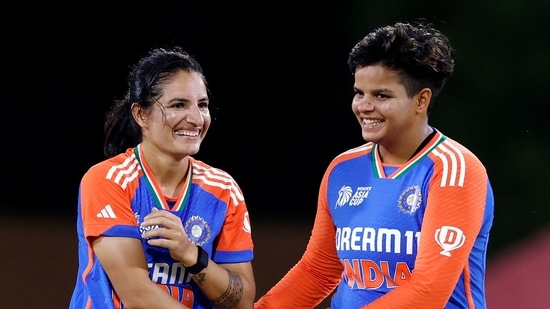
[354,98,374,112]
[186,105,203,124]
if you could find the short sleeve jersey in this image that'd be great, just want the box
[69,146,253,309]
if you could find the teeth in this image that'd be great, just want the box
[364,119,383,125]
[175,130,199,137]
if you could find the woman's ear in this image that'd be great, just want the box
[416,88,432,114]
[131,103,147,127]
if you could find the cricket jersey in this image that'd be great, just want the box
[255,129,494,309]
[70,145,254,309]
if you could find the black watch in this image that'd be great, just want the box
[187,245,209,274]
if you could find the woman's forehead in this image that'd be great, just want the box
[158,71,207,101]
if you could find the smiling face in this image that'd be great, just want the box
[351,64,431,151]
[134,70,210,160]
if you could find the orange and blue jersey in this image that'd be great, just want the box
[70,146,254,309]
[255,129,494,309]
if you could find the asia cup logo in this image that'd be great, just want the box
[435,225,465,256]
[336,186,371,208]
[336,186,353,208]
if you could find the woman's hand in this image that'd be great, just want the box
[140,208,198,266]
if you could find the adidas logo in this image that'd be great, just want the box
[97,205,117,218]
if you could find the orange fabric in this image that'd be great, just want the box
[255,173,343,308]
[256,140,490,308]
[360,144,488,308]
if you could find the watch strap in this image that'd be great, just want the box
[187,245,209,274]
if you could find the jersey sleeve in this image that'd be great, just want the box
[211,177,254,263]
[80,162,140,240]
[255,170,343,309]
[362,145,490,309]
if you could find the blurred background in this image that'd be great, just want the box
[1,1,548,308]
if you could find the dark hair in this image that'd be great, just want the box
[103,46,207,158]
[348,21,455,113]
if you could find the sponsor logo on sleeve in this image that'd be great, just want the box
[435,225,465,256]
[97,204,117,218]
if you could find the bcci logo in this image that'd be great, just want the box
[185,215,211,246]
[398,185,422,214]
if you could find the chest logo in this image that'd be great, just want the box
[336,186,371,208]
[185,215,211,246]
[398,185,422,214]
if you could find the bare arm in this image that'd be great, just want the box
[93,236,189,309]
[143,208,255,309]
[191,260,255,309]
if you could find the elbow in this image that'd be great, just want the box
[235,280,256,309]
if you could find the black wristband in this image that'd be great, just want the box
[187,245,209,274]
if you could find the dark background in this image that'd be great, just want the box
[2,1,549,308]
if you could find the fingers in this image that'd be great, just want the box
[142,225,182,240]
[143,209,180,228]
[145,208,177,222]
[140,208,186,238]
[140,208,191,251]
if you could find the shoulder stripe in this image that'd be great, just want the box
[432,140,466,187]
[105,154,141,189]
[193,163,244,207]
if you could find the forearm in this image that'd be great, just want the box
[121,280,190,309]
[191,261,254,309]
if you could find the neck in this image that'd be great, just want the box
[378,127,435,164]
[140,143,190,197]
[408,128,436,160]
